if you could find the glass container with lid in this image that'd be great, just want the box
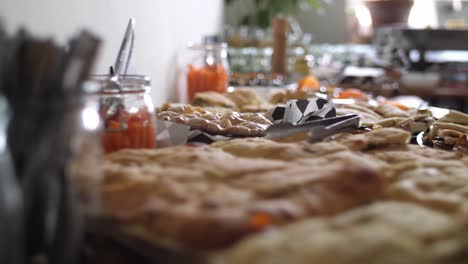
[85,75,156,153]
[177,36,229,103]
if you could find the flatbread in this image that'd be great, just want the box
[216,202,468,264]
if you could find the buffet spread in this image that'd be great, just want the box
[1,16,468,264]
[95,86,468,264]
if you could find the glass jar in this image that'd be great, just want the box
[71,90,103,216]
[4,91,103,261]
[86,75,156,153]
[0,95,23,264]
[177,37,229,102]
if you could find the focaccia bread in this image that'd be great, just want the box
[157,104,272,137]
[211,138,314,161]
[191,89,273,113]
[374,103,410,118]
[226,88,273,112]
[102,145,384,250]
[216,202,468,264]
[212,128,411,160]
[365,145,468,214]
[335,127,411,151]
[191,91,236,109]
[269,89,310,104]
[100,125,468,257]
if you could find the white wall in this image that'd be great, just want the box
[0,0,224,105]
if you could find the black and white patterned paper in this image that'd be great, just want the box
[186,130,231,144]
[155,118,232,146]
[266,98,336,124]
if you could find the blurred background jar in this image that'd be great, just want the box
[86,75,156,154]
[177,36,229,103]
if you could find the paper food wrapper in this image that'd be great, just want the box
[155,118,229,146]
[266,98,336,124]
[155,119,190,147]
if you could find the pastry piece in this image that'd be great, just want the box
[374,104,410,118]
[439,110,468,126]
[336,128,411,151]
[102,146,384,250]
[157,104,272,137]
[202,106,236,115]
[217,202,468,264]
[190,89,272,113]
[336,103,384,127]
[211,138,313,161]
[377,114,433,133]
[336,103,431,131]
[191,91,236,109]
[376,117,406,127]
[239,104,273,113]
[269,89,311,104]
[454,135,468,154]
[340,103,383,119]
[336,107,381,127]
[226,88,272,112]
[424,116,468,151]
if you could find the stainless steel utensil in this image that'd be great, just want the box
[114,17,135,76]
[266,114,360,142]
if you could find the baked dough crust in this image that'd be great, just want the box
[102,145,384,250]
[217,202,468,264]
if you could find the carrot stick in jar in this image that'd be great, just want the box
[146,123,156,148]
[142,108,156,148]
[134,122,144,148]
[127,113,141,148]
[141,121,148,148]
[106,120,122,153]
[102,133,113,153]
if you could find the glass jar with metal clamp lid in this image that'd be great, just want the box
[86,75,156,153]
[177,35,229,102]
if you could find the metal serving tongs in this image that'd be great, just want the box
[266,114,360,142]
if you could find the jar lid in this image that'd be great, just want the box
[84,75,151,94]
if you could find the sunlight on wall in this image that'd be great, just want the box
[355,3,372,27]
[354,2,372,35]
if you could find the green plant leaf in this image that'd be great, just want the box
[256,9,271,28]
[306,0,321,9]
[238,15,250,26]
[228,0,321,28]
[225,0,235,6]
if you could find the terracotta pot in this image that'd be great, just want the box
[365,0,414,28]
